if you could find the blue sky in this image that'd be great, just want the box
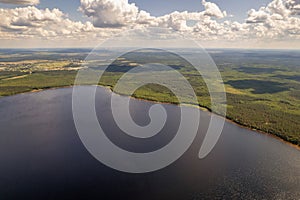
[0,0,299,48]
[1,0,273,22]
[128,0,272,20]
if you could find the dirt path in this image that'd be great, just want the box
[3,74,28,81]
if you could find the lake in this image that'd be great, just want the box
[0,86,299,199]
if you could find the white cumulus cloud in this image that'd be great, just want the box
[202,0,227,18]
[0,0,39,5]
[0,0,299,48]
[79,0,154,28]
[0,6,98,40]
[245,0,300,39]
[79,0,227,29]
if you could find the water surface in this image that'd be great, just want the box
[0,87,299,199]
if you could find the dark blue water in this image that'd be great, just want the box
[0,87,299,200]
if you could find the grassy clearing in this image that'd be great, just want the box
[0,71,77,96]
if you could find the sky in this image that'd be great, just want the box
[0,0,299,49]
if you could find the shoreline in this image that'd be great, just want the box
[1,84,299,151]
[106,87,300,151]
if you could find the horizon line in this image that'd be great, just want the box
[0,47,299,51]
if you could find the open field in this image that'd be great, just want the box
[0,48,299,146]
